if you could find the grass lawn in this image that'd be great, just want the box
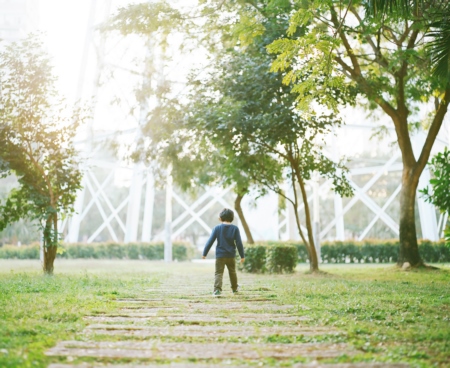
[0,260,449,367]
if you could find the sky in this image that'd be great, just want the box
[39,0,92,102]
[35,0,449,154]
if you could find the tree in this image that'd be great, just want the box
[268,0,450,267]
[183,17,353,272]
[420,148,450,244]
[0,37,85,274]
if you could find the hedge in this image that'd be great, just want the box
[0,242,195,261]
[239,242,298,274]
[0,243,40,260]
[289,239,450,264]
[238,240,450,272]
[2,239,448,264]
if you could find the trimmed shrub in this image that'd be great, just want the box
[239,244,266,273]
[0,244,40,259]
[0,242,195,261]
[1,239,448,263]
[265,243,298,273]
[419,239,449,263]
[239,242,298,274]
[282,241,308,263]
[319,239,448,263]
[241,239,450,266]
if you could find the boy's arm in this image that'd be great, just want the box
[235,227,245,259]
[202,227,217,257]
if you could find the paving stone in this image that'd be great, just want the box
[121,306,178,310]
[46,341,354,359]
[143,291,212,295]
[292,365,410,368]
[47,364,253,368]
[144,288,212,292]
[116,299,164,302]
[141,295,271,299]
[152,289,267,294]
[84,313,309,323]
[49,364,409,368]
[120,304,295,312]
[84,324,335,337]
[115,297,276,303]
[96,311,301,318]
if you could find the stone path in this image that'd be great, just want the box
[46,270,409,367]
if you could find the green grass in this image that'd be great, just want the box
[0,260,449,367]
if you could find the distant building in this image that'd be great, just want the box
[0,0,39,42]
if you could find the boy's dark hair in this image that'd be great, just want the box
[219,208,234,222]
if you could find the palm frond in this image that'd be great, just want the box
[365,0,422,16]
[428,16,450,82]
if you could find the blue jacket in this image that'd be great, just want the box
[203,223,245,259]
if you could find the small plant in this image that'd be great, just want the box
[420,148,450,248]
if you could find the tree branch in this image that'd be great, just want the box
[415,87,450,179]
[349,6,390,69]
[330,5,362,76]
[398,20,411,45]
[382,25,400,45]
[19,143,49,197]
[396,28,420,117]
[247,135,290,161]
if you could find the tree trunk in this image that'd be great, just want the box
[234,192,254,244]
[298,177,319,272]
[42,214,57,275]
[289,163,320,272]
[397,169,423,267]
[43,244,57,275]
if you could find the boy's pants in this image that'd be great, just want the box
[214,257,238,291]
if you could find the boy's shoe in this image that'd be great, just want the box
[232,285,240,294]
[213,290,221,297]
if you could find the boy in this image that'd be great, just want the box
[202,208,245,296]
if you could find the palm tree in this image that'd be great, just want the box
[367,0,450,82]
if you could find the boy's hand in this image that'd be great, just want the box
[240,258,245,263]
[202,256,206,259]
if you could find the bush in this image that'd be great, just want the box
[239,239,450,268]
[283,241,308,262]
[239,242,298,274]
[319,239,448,263]
[2,239,448,264]
[0,244,40,259]
[0,242,195,261]
[265,243,298,273]
[419,239,449,263]
[239,244,266,273]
